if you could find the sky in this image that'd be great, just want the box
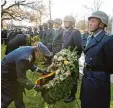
[2,0,113,25]
[43,0,113,21]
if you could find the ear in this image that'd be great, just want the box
[99,22,105,28]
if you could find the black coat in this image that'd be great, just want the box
[52,27,64,54]
[62,28,82,56]
[5,34,27,55]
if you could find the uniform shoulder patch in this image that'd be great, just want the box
[28,55,33,62]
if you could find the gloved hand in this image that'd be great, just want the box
[36,68,49,75]
[33,84,44,92]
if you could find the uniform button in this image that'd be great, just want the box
[90,58,92,60]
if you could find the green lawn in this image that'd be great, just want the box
[1,45,113,108]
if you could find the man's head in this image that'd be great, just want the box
[88,11,108,32]
[64,15,75,29]
[43,23,48,30]
[54,18,62,29]
[39,25,43,30]
[33,42,53,62]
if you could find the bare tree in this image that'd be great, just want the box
[26,1,48,25]
[1,0,47,26]
[84,0,103,12]
[1,0,34,21]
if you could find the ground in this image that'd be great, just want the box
[1,45,113,108]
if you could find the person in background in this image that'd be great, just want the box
[52,18,64,55]
[62,15,82,103]
[5,29,30,55]
[41,23,48,46]
[38,25,43,39]
[46,20,55,65]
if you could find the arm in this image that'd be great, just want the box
[72,30,82,57]
[16,59,35,90]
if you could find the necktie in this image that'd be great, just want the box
[86,35,94,47]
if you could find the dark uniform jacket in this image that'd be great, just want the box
[5,34,28,55]
[2,46,37,90]
[41,29,48,46]
[46,28,55,51]
[52,27,64,54]
[62,28,82,56]
[80,30,113,108]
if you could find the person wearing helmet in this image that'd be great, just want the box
[63,15,82,103]
[38,25,43,39]
[80,11,113,108]
[1,42,52,108]
[41,23,48,45]
[46,19,55,51]
[52,18,64,55]
[45,20,55,65]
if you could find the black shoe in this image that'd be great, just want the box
[64,95,75,103]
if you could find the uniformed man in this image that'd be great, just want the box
[1,29,8,45]
[5,33,30,55]
[46,19,55,52]
[1,42,52,108]
[41,23,48,46]
[80,11,113,108]
[38,25,43,39]
[52,18,64,55]
[46,20,55,65]
[33,27,38,36]
[62,15,82,103]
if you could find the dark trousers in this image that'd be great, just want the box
[70,63,79,96]
[1,78,25,108]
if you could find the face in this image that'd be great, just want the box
[54,23,60,28]
[31,42,37,46]
[35,51,45,62]
[64,21,72,28]
[88,17,101,32]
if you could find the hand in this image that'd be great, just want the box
[33,84,44,92]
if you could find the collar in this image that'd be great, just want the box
[93,29,103,38]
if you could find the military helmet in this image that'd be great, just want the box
[54,18,62,25]
[64,15,75,24]
[88,11,108,27]
[48,20,54,25]
[43,23,48,28]
[37,42,53,57]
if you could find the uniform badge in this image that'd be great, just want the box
[28,55,33,62]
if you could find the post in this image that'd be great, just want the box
[49,0,51,20]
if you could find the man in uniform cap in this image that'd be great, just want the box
[45,20,55,65]
[80,11,113,108]
[52,18,64,55]
[41,23,48,46]
[1,42,52,108]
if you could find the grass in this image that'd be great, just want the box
[1,45,113,108]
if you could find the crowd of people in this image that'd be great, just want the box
[1,10,113,108]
